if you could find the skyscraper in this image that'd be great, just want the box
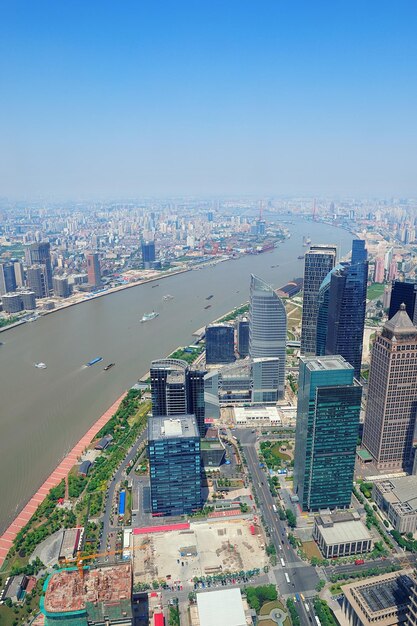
[0,262,17,296]
[316,263,344,356]
[300,245,337,355]
[150,359,207,436]
[408,577,417,626]
[388,280,417,323]
[325,240,368,378]
[362,305,417,471]
[86,252,102,288]
[53,276,71,298]
[249,274,287,400]
[148,414,201,516]
[141,240,156,269]
[294,356,362,511]
[236,317,249,357]
[26,242,53,293]
[27,265,47,298]
[13,261,25,288]
[205,324,235,364]
[374,256,385,283]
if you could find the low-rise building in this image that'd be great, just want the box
[373,476,417,534]
[195,588,247,626]
[342,570,414,626]
[201,440,225,467]
[313,510,372,559]
[233,405,281,427]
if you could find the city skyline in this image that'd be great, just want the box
[1,1,417,198]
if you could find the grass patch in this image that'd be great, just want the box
[302,541,322,560]
[259,620,276,626]
[260,600,280,615]
[367,283,385,301]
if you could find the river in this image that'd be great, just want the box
[0,218,354,533]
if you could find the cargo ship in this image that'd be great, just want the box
[141,311,159,322]
[104,363,115,371]
[86,357,103,366]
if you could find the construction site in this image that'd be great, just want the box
[41,563,132,625]
[132,518,267,585]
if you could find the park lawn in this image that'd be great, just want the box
[302,541,322,560]
[260,601,280,615]
[367,283,385,301]
[259,620,276,626]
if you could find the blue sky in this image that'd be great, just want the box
[1,1,417,198]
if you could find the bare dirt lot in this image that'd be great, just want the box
[133,519,267,584]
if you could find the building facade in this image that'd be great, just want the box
[205,324,235,364]
[53,276,70,298]
[236,318,249,357]
[148,415,201,516]
[389,280,417,323]
[27,265,48,298]
[313,511,372,559]
[1,293,23,314]
[86,252,102,288]
[362,305,417,471]
[372,476,417,534]
[294,356,362,511]
[300,245,337,355]
[325,240,368,378]
[249,274,287,400]
[0,262,17,296]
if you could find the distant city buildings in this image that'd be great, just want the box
[300,245,337,355]
[363,305,417,471]
[294,355,362,511]
[148,414,201,516]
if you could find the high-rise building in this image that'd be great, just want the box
[0,262,17,296]
[408,576,417,626]
[13,261,25,287]
[27,265,47,298]
[374,256,385,283]
[26,242,53,293]
[251,357,281,403]
[300,245,337,355]
[86,252,102,288]
[236,318,249,357]
[316,263,344,356]
[148,414,201,516]
[52,276,70,298]
[388,280,417,323]
[294,355,362,511]
[249,274,287,400]
[205,324,235,364]
[325,240,368,378]
[20,291,36,310]
[141,240,156,269]
[150,359,207,436]
[1,293,23,314]
[362,305,417,471]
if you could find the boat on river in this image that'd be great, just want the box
[141,311,159,322]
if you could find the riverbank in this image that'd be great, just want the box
[0,391,127,568]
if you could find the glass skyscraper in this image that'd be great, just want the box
[294,356,362,511]
[316,263,344,356]
[236,317,249,357]
[148,414,201,516]
[205,324,235,364]
[300,245,337,355]
[249,274,287,400]
[325,240,368,379]
[388,280,417,323]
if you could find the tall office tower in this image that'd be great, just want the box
[374,256,385,283]
[86,252,102,288]
[27,265,47,298]
[13,261,25,287]
[388,280,417,323]
[300,245,337,355]
[236,317,249,357]
[205,324,235,364]
[150,359,207,436]
[27,242,53,292]
[20,291,36,310]
[251,357,281,403]
[408,577,417,626]
[141,240,156,269]
[294,356,362,511]
[325,240,368,378]
[249,274,287,400]
[148,414,201,516]
[1,293,23,314]
[316,263,344,356]
[52,276,70,298]
[203,370,220,420]
[362,305,417,471]
[0,262,17,296]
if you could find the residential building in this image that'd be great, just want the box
[0,262,17,296]
[374,256,385,283]
[27,265,48,298]
[342,571,414,626]
[1,293,23,314]
[53,276,70,298]
[388,280,417,323]
[362,305,417,471]
[26,242,53,293]
[86,252,102,288]
[148,414,201,516]
[236,317,249,357]
[372,476,417,534]
[300,245,337,355]
[325,239,368,378]
[205,324,235,364]
[293,356,362,511]
[20,291,36,310]
[313,510,372,559]
[249,273,287,400]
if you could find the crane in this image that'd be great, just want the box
[64,540,148,579]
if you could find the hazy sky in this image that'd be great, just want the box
[1,1,417,199]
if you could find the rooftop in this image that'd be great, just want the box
[148,414,199,441]
[301,355,354,372]
[382,303,417,340]
[315,511,372,545]
[197,588,246,626]
[374,475,417,514]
